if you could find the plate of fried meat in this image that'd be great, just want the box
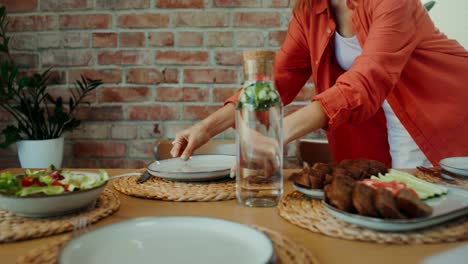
[292,159,468,231]
[290,159,388,200]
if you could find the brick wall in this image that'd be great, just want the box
[0,0,323,169]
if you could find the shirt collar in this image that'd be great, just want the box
[315,0,328,14]
[315,0,357,14]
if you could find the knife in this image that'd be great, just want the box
[136,170,152,184]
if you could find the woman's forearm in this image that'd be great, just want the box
[199,103,236,138]
[283,101,329,145]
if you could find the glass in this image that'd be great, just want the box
[235,50,283,207]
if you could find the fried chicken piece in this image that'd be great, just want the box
[374,188,407,219]
[312,162,334,175]
[292,172,311,188]
[324,174,334,185]
[288,172,301,182]
[324,174,356,212]
[306,168,327,189]
[324,166,352,185]
[344,164,368,180]
[367,160,388,177]
[309,175,323,189]
[352,182,379,217]
[396,189,433,218]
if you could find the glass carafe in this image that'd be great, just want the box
[235,50,283,207]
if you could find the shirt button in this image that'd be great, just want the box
[327,28,332,34]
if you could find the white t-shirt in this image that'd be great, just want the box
[334,31,432,168]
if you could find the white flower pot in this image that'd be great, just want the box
[16,137,64,168]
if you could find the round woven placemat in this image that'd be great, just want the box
[17,226,318,264]
[415,167,468,189]
[0,189,120,243]
[278,192,468,244]
[257,226,318,264]
[113,176,236,202]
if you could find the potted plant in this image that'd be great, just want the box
[0,6,102,168]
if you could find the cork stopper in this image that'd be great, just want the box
[243,50,276,61]
[243,50,276,79]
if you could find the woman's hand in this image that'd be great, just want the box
[170,123,211,160]
[170,103,236,160]
[237,120,281,177]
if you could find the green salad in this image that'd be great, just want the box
[0,166,108,196]
[237,81,281,111]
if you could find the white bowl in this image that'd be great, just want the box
[0,171,107,218]
[440,157,468,177]
[59,217,275,264]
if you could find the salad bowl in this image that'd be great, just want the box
[0,170,108,218]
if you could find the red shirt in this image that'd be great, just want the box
[227,0,468,166]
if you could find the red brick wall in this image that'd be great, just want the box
[0,0,319,169]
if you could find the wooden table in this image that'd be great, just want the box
[0,169,466,264]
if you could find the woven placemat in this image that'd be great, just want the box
[17,226,318,264]
[257,226,318,264]
[113,176,236,202]
[415,167,468,189]
[0,189,120,243]
[278,192,468,244]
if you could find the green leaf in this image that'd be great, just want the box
[63,118,80,132]
[68,97,74,112]
[0,171,21,195]
[0,125,22,148]
[18,76,30,89]
[424,1,436,12]
[0,7,6,17]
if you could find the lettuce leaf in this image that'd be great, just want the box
[0,172,20,195]
[60,170,108,191]
[16,186,65,196]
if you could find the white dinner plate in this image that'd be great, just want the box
[59,217,275,264]
[293,184,324,199]
[439,157,468,177]
[323,186,468,232]
[147,155,235,181]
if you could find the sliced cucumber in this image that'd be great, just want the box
[389,169,448,194]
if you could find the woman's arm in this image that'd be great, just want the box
[284,101,329,145]
[170,103,235,159]
[173,10,315,159]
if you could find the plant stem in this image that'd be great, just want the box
[0,104,33,138]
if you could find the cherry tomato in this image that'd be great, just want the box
[21,176,34,187]
[49,171,64,181]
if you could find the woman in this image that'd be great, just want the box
[171,0,468,169]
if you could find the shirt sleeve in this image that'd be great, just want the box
[224,10,312,106]
[313,0,419,129]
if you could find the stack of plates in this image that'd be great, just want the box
[439,157,468,177]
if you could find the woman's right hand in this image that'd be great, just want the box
[170,123,212,160]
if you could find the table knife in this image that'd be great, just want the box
[136,170,152,184]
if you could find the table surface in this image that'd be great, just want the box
[0,169,466,264]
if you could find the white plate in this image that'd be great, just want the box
[0,171,106,218]
[59,217,275,264]
[424,244,468,264]
[147,155,235,181]
[323,186,468,232]
[294,184,324,199]
[439,157,468,177]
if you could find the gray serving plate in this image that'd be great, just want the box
[294,184,324,199]
[323,186,468,232]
